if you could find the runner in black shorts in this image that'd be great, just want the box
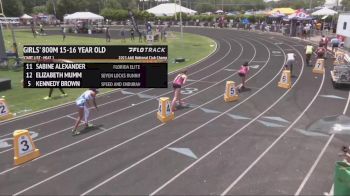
[171,70,187,111]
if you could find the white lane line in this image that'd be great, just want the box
[0,39,233,153]
[80,37,279,196]
[221,70,324,196]
[65,115,76,121]
[319,95,346,100]
[0,38,219,133]
[251,61,266,63]
[0,115,67,139]
[294,91,350,196]
[295,134,335,195]
[12,36,263,195]
[186,79,218,84]
[224,69,238,72]
[326,184,334,196]
[344,92,350,115]
[151,41,304,196]
[0,89,120,128]
[1,38,243,175]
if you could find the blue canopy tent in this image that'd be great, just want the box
[242,18,250,25]
[283,10,314,36]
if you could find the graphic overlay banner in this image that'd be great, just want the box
[23,45,168,88]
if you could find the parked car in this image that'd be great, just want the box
[331,64,350,88]
[331,53,350,88]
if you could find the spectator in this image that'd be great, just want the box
[120,27,126,43]
[130,28,135,41]
[340,146,350,165]
[304,23,311,39]
[106,27,111,42]
[322,35,329,50]
[146,21,152,33]
[44,88,67,100]
[138,30,143,43]
[143,30,147,42]
[30,22,36,38]
[62,27,66,41]
[39,23,45,35]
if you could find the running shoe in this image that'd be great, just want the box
[74,131,81,135]
[85,123,94,128]
[43,96,51,100]
[72,129,80,136]
[61,93,68,97]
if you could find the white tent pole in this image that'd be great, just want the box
[175,2,177,20]
[323,17,325,35]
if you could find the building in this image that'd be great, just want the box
[336,13,350,48]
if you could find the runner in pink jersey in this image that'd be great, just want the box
[238,61,249,92]
[171,70,188,111]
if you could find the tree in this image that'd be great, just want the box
[342,0,350,11]
[272,0,325,9]
[100,8,128,20]
[311,0,326,8]
[46,0,55,15]
[191,0,265,12]
[21,0,36,14]
[100,8,117,20]
[55,0,78,19]
[2,0,24,17]
[33,5,47,14]
[194,3,215,13]
[104,0,122,9]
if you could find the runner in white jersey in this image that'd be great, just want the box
[72,88,99,135]
[286,53,296,76]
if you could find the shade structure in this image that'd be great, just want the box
[268,8,295,15]
[285,9,313,21]
[64,12,104,20]
[311,7,338,16]
[269,10,285,17]
[146,3,197,16]
[20,14,33,19]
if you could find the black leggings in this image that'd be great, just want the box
[306,54,312,65]
[48,88,65,97]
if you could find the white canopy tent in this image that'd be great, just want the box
[312,7,338,32]
[20,14,33,19]
[64,12,104,21]
[215,10,224,14]
[146,3,197,16]
[311,7,338,16]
